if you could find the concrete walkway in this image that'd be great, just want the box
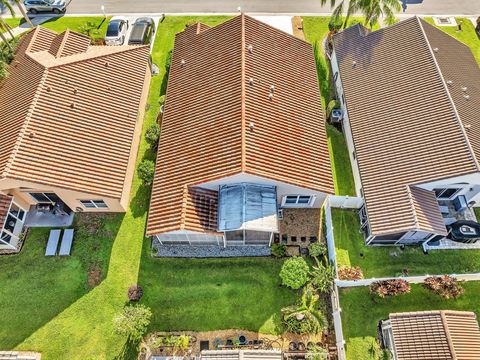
[1,16,52,41]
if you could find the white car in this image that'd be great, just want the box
[104,16,129,46]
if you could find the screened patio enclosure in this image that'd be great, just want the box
[219,183,278,246]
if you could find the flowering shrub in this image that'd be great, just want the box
[128,284,144,302]
[369,279,411,298]
[338,266,364,281]
[423,275,465,299]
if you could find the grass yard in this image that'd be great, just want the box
[339,282,480,359]
[0,15,301,360]
[334,209,480,278]
[3,17,24,28]
[302,17,356,197]
[425,17,480,64]
[139,256,295,334]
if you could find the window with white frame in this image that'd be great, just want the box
[433,188,462,200]
[0,201,26,248]
[281,195,316,207]
[80,200,108,209]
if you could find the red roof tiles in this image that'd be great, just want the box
[0,27,150,200]
[147,15,333,236]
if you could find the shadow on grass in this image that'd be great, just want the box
[0,213,121,349]
[114,337,141,360]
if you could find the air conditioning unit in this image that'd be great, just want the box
[330,109,344,123]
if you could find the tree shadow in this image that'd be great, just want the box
[0,213,121,349]
[114,337,141,360]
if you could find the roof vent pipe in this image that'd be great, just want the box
[249,121,254,130]
[181,59,186,67]
[270,85,275,93]
[461,86,468,92]
[433,47,439,53]
[464,94,470,100]
[268,93,274,100]
[352,60,357,68]
[249,77,254,85]
[446,80,453,86]
[247,45,253,54]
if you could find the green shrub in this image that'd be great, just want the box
[271,243,286,258]
[113,304,152,341]
[328,17,343,32]
[138,160,155,185]
[159,95,166,106]
[326,99,340,119]
[310,262,335,293]
[174,334,190,351]
[308,243,326,258]
[145,123,160,148]
[280,257,309,289]
[282,285,326,334]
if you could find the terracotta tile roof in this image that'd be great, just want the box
[389,310,480,359]
[147,14,333,235]
[407,186,447,236]
[0,194,13,234]
[333,17,480,236]
[0,27,150,199]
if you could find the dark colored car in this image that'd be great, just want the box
[128,17,155,45]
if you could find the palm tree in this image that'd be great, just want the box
[282,285,327,335]
[321,0,400,29]
[0,16,15,39]
[11,0,33,28]
[363,0,401,27]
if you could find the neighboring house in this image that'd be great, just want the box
[381,310,480,359]
[331,17,480,245]
[0,27,151,251]
[146,14,334,247]
[200,350,282,360]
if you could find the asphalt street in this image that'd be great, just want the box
[12,0,480,15]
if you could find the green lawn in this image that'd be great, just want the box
[302,17,356,196]
[334,209,480,278]
[0,16,300,359]
[425,17,480,64]
[340,282,480,359]
[139,256,295,334]
[3,17,24,28]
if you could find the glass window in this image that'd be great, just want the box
[0,231,12,244]
[433,188,461,200]
[282,195,314,207]
[93,200,108,208]
[80,200,108,209]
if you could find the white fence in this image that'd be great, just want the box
[324,196,364,360]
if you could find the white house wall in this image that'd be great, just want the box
[197,172,328,208]
[331,49,363,197]
[416,172,480,204]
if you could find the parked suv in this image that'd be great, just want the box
[24,0,67,14]
[128,17,155,45]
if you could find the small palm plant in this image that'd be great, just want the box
[282,285,327,334]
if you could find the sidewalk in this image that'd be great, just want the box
[1,16,52,41]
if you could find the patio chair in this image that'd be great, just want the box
[59,229,74,256]
[45,229,61,256]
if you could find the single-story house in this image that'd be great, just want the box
[381,310,480,359]
[146,14,334,247]
[0,27,151,251]
[331,17,480,245]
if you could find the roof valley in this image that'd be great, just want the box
[417,17,480,172]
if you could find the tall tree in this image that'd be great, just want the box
[0,16,15,39]
[12,0,33,28]
[321,0,400,29]
[363,0,401,27]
